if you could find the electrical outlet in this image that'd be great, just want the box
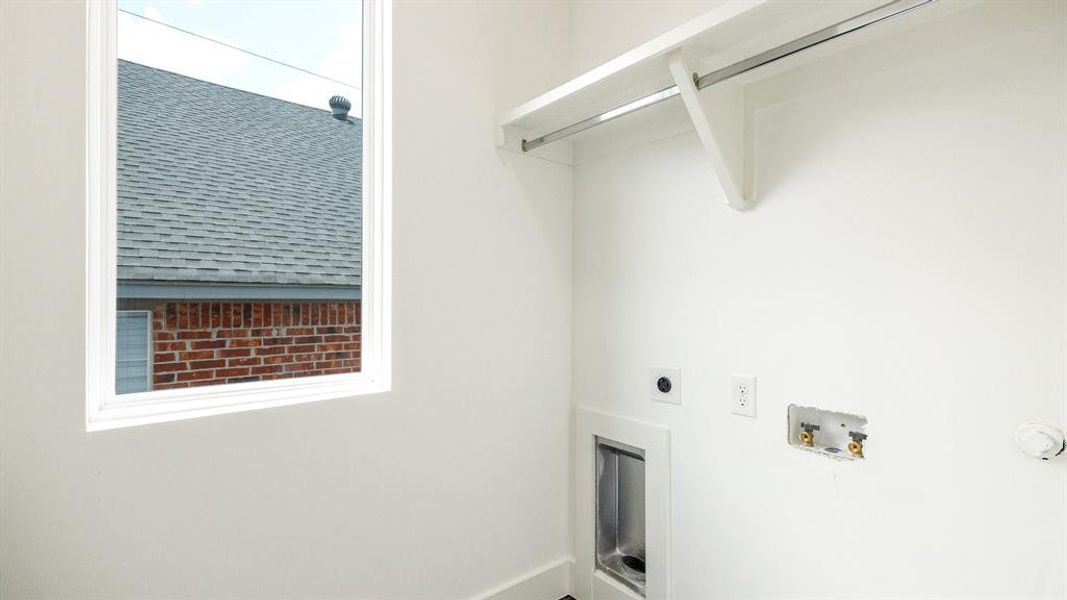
[730,374,756,417]
[650,368,681,405]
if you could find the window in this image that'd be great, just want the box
[87,0,391,430]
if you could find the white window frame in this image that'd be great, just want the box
[85,0,392,431]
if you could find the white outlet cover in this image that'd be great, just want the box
[650,368,681,405]
[730,374,756,417]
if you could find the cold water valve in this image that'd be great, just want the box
[847,431,867,458]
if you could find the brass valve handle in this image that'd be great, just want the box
[798,422,820,447]
[847,431,867,457]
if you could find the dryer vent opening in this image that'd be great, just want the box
[595,436,646,596]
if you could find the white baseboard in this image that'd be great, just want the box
[472,556,574,600]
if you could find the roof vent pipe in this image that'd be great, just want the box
[329,96,352,121]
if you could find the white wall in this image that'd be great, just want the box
[0,1,573,597]
[571,3,1066,599]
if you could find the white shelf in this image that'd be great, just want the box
[496,0,966,209]
[499,1,766,133]
[498,0,887,155]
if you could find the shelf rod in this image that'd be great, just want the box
[521,0,933,153]
[521,86,679,152]
[695,0,933,90]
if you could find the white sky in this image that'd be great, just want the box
[118,0,362,114]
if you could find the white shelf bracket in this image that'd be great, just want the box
[668,50,749,211]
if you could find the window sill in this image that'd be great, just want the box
[87,372,389,431]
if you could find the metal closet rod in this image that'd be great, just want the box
[521,0,934,153]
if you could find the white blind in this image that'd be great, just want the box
[116,311,150,394]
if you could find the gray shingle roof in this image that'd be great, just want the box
[117,60,361,288]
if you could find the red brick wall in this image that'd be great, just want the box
[151,301,361,390]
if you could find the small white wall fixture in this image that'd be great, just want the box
[787,405,870,461]
[575,408,671,600]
